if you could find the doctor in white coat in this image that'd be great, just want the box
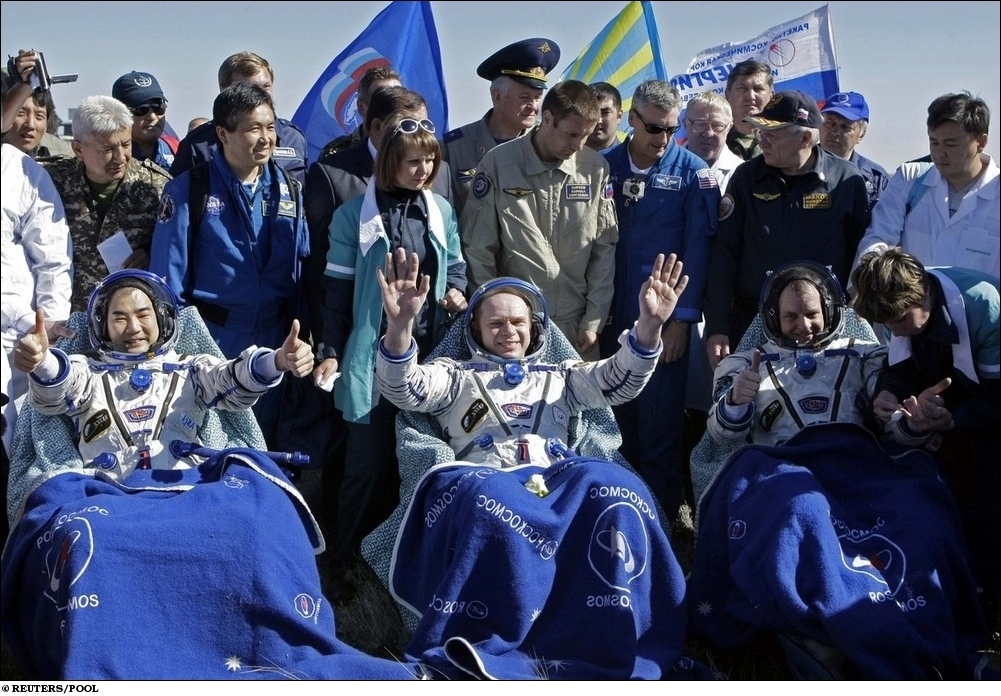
[853,91,999,279]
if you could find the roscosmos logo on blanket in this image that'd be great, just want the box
[587,502,650,592]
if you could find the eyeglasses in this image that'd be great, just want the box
[630,108,680,137]
[392,118,435,138]
[131,101,166,117]
[753,126,796,143]
[685,118,730,134]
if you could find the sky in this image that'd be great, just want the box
[2,0,998,171]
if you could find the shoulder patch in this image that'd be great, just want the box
[696,168,719,190]
[718,193,735,221]
[444,128,464,143]
[157,193,176,223]
[472,172,491,199]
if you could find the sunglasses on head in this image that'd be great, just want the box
[131,101,166,117]
[631,108,680,137]
[392,118,435,138]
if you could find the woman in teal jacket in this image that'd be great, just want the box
[315,114,467,599]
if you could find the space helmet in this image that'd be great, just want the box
[759,261,845,350]
[465,277,549,365]
[87,269,179,362]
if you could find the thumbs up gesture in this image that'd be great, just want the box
[275,319,314,377]
[13,308,51,374]
[728,349,762,406]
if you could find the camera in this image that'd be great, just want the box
[7,51,78,94]
[622,178,645,201]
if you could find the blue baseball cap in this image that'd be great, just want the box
[821,91,870,122]
[112,71,166,108]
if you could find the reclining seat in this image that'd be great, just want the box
[361,316,633,627]
[5,306,267,524]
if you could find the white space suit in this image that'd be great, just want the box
[377,327,660,469]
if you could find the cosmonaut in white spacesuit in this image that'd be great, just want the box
[12,269,313,480]
[374,248,689,467]
[706,260,887,447]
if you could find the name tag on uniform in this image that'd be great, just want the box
[565,183,591,200]
[273,147,296,158]
[651,174,682,191]
[803,193,831,209]
[278,200,297,217]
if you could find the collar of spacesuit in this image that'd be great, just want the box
[91,353,186,373]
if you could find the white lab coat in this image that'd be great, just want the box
[854,153,1000,278]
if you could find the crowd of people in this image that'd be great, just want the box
[2,38,998,680]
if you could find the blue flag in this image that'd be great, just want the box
[561,1,666,135]
[292,1,448,163]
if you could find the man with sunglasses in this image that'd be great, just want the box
[112,71,178,170]
[703,90,870,375]
[599,79,720,526]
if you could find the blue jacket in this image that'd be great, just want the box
[170,118,308,187]
[149,155,309,359]
[603,138,720,337]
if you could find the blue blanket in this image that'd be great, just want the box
[389,456,708,680]
[688,422,991,679]
[1,447,421,680]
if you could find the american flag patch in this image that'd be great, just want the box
[697,169,718,189]
[604,181,615,199]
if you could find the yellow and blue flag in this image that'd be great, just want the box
[292,1,448,163]
[561,1,666,135]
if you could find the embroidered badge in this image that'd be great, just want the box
[461,399,489,432]
[156,193,176,223]
[718,193,735,221]
[503,187,533,198]
[758,400,783,431]
[472,172,490,199]
[206,195,225,216]
[501,403,533,419]
[753,192,782,202]
[82,410,111,443]
[278,200,297,217]
[457,168,476,181]
[803,193,832,209]
[603,180,615,199]
[651,174,682,191]
[564,183,591,200]
[124,405,157,423]
[697,168,719,189]
[797,396,830,413]
[273,147,296,158]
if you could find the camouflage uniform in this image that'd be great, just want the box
[41,156,170,312]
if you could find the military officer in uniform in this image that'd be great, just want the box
[461,79,617,361]
[441,38,560,216]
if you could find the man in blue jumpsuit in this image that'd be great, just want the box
[599,80,720,524]
[170,51,308,186]
[149,82,309,448]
